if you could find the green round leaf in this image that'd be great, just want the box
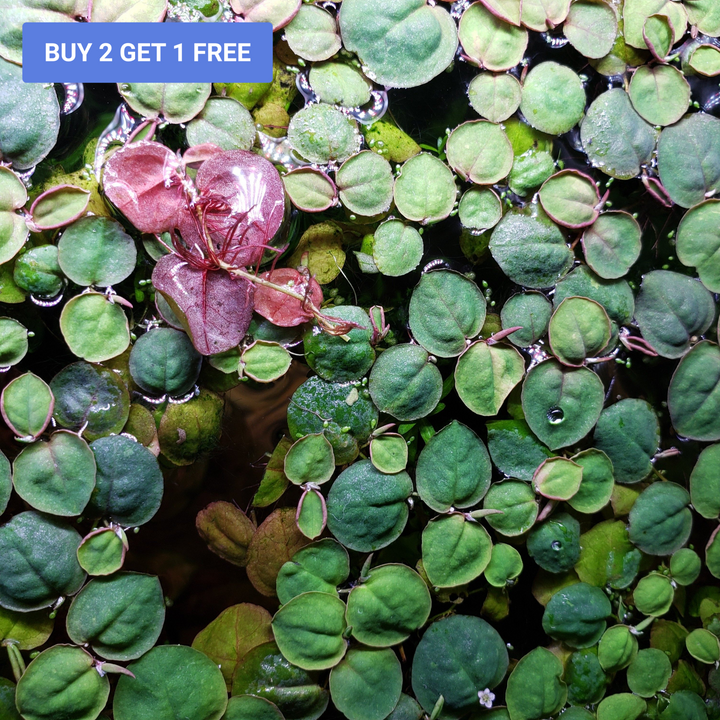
[347,564,430,647]
[690,444,720,519]
[468,72,522,123]
[505,647,567,720]
[186,96,256,151]
[330,647,402,720]
[297,488,324,540]
[14,244,63,296]
[644,13,673,59]
[287,376,378,465]
[409,270,486,358]
[657,112,720,208]
[527,511,581,573]
[686,628,720,664]
[676,199,720,292]
[593,399,659,484]
[224,696,284,720]
[446,121,513,185]
[337,151,393,216]
[598,625,638,672]
[624,0,686,49]
[597,693,646,720]
[659,691,707,720]
[553,265,635,326]
[368,344,442,421]
[706,526,720,579]
[486,419,552,481]
[626,648,671,697]
[339,0,458,88]
[549,297,611,366]
[86,434,163,526]
[533,458,582,501]
[30,185,89,231]
[0,57,60,170]
[372,220,424,277]
[412,615,508,718]
[283,168,337,213]
[670,548,702,586]
[458,187,502,231]
[13,431,95,517]
[242,341,292,383]
[689,44,720,76]
[668,341,720,441]
[628,481,692,555]
[522,360,605,450]
[483,480,538,536]
[370,434,408,474]
[114,645,228,720]
[386,694,423,720]
[520,61,586,135]
[285,433,335,486]
[0,317,27,367]
[231,641,329,720]
[393,153,457,224]
[326,459,412,552]
[66,572,165,661]
[51,361,129,441]
[568,448,614,514]
[304,305,374,382]
[500,292,553,348]
[0,450,9,515]
[310,62,372,107]
[285,4,341,61]
[60,292,130,363]
[272,591,347,670]
[582,211,642,279]
[276,539,349,605]
[459,3,528,72]
[634,572,674,616]
[489,209,573,289]
[565,648,607,705]
[16,645,109,720]
[628,64,691,126]
[542,582,611,648]
[416,420,491,512]
[456,340,525,416]
[0,511,86,611]
[118,82,212,124]
[1,371,53,439]
[564,0,618,58]
[77,528,126,576]
[130,327,201,397]
[422,514,493,588]
[0,607,53,651]
[580,89,655,180]
[288,104,359,164]
[539,171,600,229]
[576,519,642,590]
[635,270,714,359]
[484,543,523,587]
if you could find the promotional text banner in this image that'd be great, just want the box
[22,22,273,83]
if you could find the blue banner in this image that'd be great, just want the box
[22,22,273,83]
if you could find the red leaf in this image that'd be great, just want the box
[152,254,254,355]
[195,150,286,268]
[253,268,322,327]
[103,141,187,234]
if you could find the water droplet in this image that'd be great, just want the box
[551,541,562,551]
[547,407,565,424]
[60,83,84,115]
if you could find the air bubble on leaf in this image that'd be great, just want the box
[547,407,565,424]
[551,541,561,551]
[94,104,141,179]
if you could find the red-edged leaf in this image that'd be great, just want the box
[152,253,254,355]
[195,150,286,268]
[103,140,187,234]
[253,268,322,327]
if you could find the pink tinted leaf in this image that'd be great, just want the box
[152,253,254,355]
[183,143,224,167]
[253,268,323,327]
[103,140,187,234]
[195,149,286,268]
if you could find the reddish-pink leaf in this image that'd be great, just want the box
[195,150,286,268]
[253,268,323,327]
[103,140,187,234]
[152,253,254,355]
[183,143,224,168]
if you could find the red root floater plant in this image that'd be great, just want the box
[103,140,355,355]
